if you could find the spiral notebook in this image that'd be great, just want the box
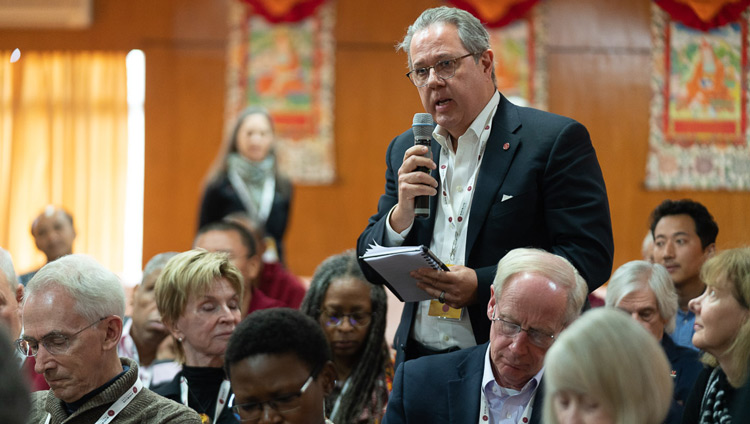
[360,243,449,302]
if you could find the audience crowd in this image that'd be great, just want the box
[2,6,750,424]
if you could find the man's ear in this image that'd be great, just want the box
[102,316,124,351]
[705,243,716,258]
[246,255,262,283]
[487,285,496,320]
[15,283,24,304]
[130,284,140,308]
[480,49,494,77]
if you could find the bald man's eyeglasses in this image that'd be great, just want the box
[490,310,556,348]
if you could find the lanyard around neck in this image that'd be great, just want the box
[180,376,231,424]
[44,378,144,424]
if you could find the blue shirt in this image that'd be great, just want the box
[670,309,698,351]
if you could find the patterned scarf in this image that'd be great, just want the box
[227,152,274,207]
[700,367,733,424]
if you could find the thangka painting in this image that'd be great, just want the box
[647,5,750,190]
[226,1,336,184]
[488,7,546,110]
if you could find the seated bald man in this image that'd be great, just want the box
[18,254,201,423]
[383,248,588,424]
[20,206,77,286]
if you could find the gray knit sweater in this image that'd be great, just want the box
[27,357,201,423]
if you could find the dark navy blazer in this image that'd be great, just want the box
[357,93,614,366]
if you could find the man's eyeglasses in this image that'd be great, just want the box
[15,316,107,357]
[490,310,556,348]
[232,368,318,422]
[406,52,477,87]
[319,310,372,328]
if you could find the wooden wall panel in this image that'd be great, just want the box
[1,0,748,281]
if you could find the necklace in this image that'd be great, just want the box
[179,376,231,424]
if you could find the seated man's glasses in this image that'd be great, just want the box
[15,316,107,357]
[232,366,320,422]
[490,309,556,349]
[319,309,372,328]
[406,52,477,88]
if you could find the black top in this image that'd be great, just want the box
[682,367,736,424]
[662,334,703,424]
[198,174,292,263]
[152,365,238,424]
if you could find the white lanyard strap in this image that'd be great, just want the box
[44,378,144,424]
[439,105,495,264]
[180,377,231,424]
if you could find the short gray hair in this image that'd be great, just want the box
[142,252,179,282]
[24,254,125,322]
[397,6,496,87]
[543,308,673,424]
[493,248,587,326]
[605,261,678,334]
[0,248,18,293]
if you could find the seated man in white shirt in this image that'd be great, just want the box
[383,248,587,424]
[118,252,181,388]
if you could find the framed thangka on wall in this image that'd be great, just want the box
[648,3,750,190]
[449,0,546,109]
[226,0,336,184]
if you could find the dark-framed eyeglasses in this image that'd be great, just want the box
[406,52,477,87]
[15,316,107,357]
[319,310,372,328]
[490,309,556,348]
[231,368,318,422]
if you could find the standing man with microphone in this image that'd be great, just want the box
[357,6,614,368]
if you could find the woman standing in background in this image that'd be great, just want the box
[199,106,292,263]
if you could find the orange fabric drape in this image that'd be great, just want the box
[0,51,128,277]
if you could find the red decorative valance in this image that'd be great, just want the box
[654,0,750,31]
[239,0,326,23]
[446,0,539,28]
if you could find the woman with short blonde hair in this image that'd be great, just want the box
[154,249,244,424]
[543,308,673,424]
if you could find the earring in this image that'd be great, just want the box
[178,337,183,343]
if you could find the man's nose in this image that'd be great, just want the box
[508,331,531,352]
[426,67,445,88]
[663,242,675,257]
[33,348,53,375]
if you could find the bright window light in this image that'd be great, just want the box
[123,49,145,286]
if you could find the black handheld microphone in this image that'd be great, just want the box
[412,113,434,218]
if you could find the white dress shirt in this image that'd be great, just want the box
[386,91,500,349]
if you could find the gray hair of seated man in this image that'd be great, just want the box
[24,254,125,322]
[605,260,678,333]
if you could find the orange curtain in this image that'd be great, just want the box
[0,51,128,277]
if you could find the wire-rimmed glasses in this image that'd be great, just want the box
[319,310,372,328]
[406,52,477,87]
[231,368,318,422]
[15,316,107,357]
[490,310,556,348]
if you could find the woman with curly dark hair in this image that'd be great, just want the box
[301,251,393,424]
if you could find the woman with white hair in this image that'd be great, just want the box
[543,308,673,424]
[605,260,702,423]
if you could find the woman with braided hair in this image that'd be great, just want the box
[301,250,393,424]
